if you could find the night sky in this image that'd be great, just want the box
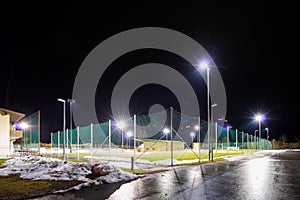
[1,3,299,143]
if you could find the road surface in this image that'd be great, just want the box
[34,150,300,200]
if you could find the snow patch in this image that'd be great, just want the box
[0,156,139,193]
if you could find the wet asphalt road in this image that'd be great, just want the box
[35,150,300,200]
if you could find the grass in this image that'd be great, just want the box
[47,149,258,162]
[0,175,82,200]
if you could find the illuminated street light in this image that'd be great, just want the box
[163,128,170,140]
[57,98,66,161]
[20,122,29,150]
[254,129,258,150]
[20,122,29,129]
[255,114,264,150]
[265,128,269,140]
[194,125,200,131]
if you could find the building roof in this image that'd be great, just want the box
[0,108,25,123]
[136,138,185,143]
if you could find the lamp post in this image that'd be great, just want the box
[67,98,75,153]
[163,128,170,141]
[265,128,269,140]
[254,130,258,150]
[199,62,211,161]
[255,114,263,150]
[57,98,66,161]
[265,128,269,150]
[211,104,217,161]
[20,122,29,150]
[194,124,200,162]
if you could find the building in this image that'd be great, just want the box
[137,139,185,152]
[0,108,25,158]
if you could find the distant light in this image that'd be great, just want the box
[265,128,269,131]
[199,62,208,69]
[57,98,66,103]
[125,131,133,138]
[211,104,217,108]
[194,125,200,130]
[67,98,76,103]
[190,132,195,137]
[20,122,29,129]
[163,128,170,134]
[255,114,263,122]
[117,120,126,130]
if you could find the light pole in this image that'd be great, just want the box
[265,128,269,140]
[20,122,29,150]
[211,103,217,161]
[254,130,258,150]
[255,114,263,150]
[199,62,211,161]
[265,128,269,150]
[57,98,66,161]
[67,98,75,153]
[194,124,200,162]
[163,128,170,141]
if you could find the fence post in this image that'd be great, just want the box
[57,131,60,157]
[134,115,136,158]
[170,107,173,167]
[66,129,69,154]
[227,126,229,152]
[236,129,238,150]
[109,120,111,159]
[215,122,218,156]
[242,131,244,150]
[50,132,53,154]
[77,126,80,160]
[198,116,201,162]
[90,123,93,157]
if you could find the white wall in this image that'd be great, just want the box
[0,115,10,158]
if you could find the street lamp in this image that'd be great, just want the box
[265,127,269,150]
[265,128,269,140]
[194,124,201,161]
[20,122,29,150]
[117,120,126,150]
[163,128,170,140]
[254,129,258,150]
[199,62,211,160]
[57,98,66,161]
[211,104,217,161]
[67,98,75,153]
[255,114,264,150]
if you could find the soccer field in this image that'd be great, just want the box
[50,149,257,162]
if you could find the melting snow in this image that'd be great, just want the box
[0,156,139,192]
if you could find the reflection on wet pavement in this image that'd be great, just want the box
[108,151,300,200]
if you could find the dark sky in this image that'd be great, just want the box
[1,3,299,143]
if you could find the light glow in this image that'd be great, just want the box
[163,128,170,134]
[20,122,29,129]
[199,62,208,69]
